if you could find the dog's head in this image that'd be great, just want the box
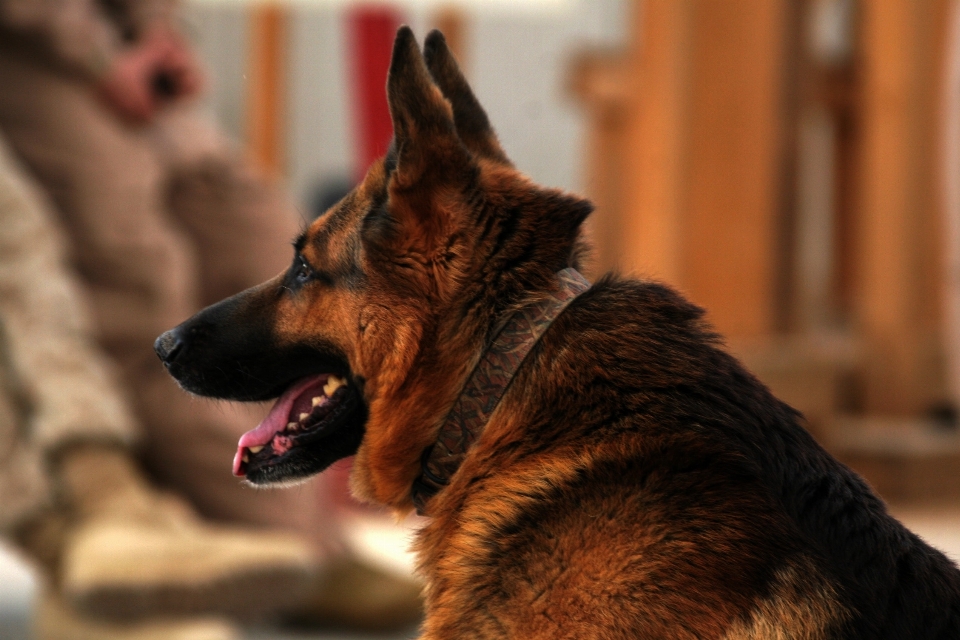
[155,27,592,509]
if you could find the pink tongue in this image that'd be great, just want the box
[233,374,330,476]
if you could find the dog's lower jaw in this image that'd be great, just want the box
[220,374,367,487]
[241,420,366,486]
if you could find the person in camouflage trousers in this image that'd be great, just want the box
[0,134,321,639]
[0,1,421,636]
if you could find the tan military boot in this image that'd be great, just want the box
[35,590,241,640]
[51,445,319,621]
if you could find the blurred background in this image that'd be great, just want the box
[3,0,960,637]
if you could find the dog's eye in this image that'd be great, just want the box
[294,258,312,284]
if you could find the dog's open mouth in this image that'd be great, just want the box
[233,373,361,482]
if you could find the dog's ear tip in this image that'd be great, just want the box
[424,29,447,53]
[391,25,419,60]
[389,26,427,83]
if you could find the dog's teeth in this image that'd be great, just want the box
[323,376,346,397]
[311,396,324,407]
[299,412,310,422]
[248,445,263,454]
[286,421,298,431]
[242,453,249,463]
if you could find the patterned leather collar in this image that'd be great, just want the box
[411,268,591,515]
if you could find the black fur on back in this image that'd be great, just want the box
[518,276,960,639]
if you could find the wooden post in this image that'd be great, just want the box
[942,0,960,406]
[615,0,789,339]
[247,4,287,178]
[617,0,692,287]
[855,0,949,414]
[683,0,788,338]
[568,51,631,277]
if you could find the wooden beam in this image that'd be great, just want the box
[615,0,787,339]
[568,51,630,277]
[247,4,287,178]
[682,0,788,338]
[617,0,692,287]
[855,0,949,413]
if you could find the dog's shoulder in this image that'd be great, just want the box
[416,276,839,637]
[418,274,960,639]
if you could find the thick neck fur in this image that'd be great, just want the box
[352,161,591,511]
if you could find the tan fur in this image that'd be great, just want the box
[722,559,848,640]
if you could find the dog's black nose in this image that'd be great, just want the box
[154,329,184,365]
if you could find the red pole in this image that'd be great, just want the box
[348,5,404,180]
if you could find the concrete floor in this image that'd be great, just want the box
[2,506,958,639]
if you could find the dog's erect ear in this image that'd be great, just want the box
[423,30,510,166]
[387,27,469,188]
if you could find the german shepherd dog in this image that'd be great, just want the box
[156,27,960,639]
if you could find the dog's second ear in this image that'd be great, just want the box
[423,30,510,166]
[387,27,470,188]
